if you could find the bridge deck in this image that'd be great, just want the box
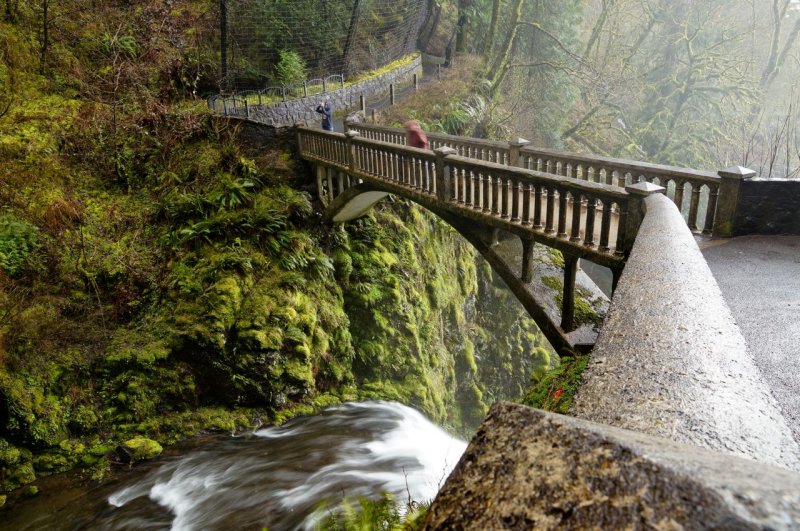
[702,235,800,447]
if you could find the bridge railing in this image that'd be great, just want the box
[344,122,721,235]
[298,127,647,266]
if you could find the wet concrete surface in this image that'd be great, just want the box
[573,196,800,471]
[701,235,800,446]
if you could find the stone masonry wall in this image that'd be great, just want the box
[219,56,422,128]
[734,179,800,236]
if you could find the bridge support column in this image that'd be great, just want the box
[435,147,457,202]
[620,182,665,255]
[561,252,579,332]
[345,130,358,172]
[508,138,530,168]
[521,239,535,283]
[713,166,756,238]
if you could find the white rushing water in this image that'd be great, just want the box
[101,401,467,530]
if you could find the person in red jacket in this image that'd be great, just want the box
[404,120,429,149]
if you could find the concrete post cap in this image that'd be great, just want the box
[625,181,665,196]
[718,166,756,180]
[509,138,531,147]
[435,146,457,156]
[345,130,359,138]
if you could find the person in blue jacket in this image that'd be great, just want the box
[316,97,333,131]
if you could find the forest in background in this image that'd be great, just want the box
[418,0,800,178]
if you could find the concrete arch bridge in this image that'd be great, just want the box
[297,122,750,355]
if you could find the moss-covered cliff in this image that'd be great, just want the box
[0,1,555,496]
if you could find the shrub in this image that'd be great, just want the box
[0,215,43,278]
[275,50,308,86]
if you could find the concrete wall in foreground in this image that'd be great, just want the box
[734,179,800,235]
[422,402,800,529]
[570,193,800,471]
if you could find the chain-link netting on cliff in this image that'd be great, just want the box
[223,0,426,89]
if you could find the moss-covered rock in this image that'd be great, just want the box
[118,437,163,462]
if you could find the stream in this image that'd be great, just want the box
[3,401,467,530]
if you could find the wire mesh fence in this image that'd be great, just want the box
[222,0,426,90]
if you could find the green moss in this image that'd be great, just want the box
[542,275,563,292]
[120,437,163,461]
[547,248,565,268]
[522,354,590,414]
[273,404,316,425]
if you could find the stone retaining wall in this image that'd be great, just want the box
[218,55,422,128]
[734,178,800,235]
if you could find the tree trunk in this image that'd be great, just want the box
[220,0,228,89]
[39,0,49,72]
[341,0,362,75]
[455,0,470,53]
[422,4,442,52]
[760,0,790,87]
[487,0,525,93]
[480,0,500,59]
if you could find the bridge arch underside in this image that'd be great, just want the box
[325,179,613,355]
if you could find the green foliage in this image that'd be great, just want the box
[101,33,139,58]
[274,50,308,85]
[316,494,427,531]
[523,353,589,414]
[0,215,43,278]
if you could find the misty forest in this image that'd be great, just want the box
[1,0,799,528]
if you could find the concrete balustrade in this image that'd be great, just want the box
[346,122,728,236]
[299,127,635,268]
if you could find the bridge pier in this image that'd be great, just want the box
[521,239,535,283]
[561,253,579,332]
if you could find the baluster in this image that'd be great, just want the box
[687,182,701,230]
[616,171,626,188]
[502,179,511,219]
[570,192,582,241]
[673,180,685,213]
[477,173,485,209]
[598,200,612,252]
[483,175,494,214]
[522,183,532,225]
[533,184,543,229]
[467,171,475,207]
[511,180,521,222]
[461,168,468,202]
[545,187,555,233]
[557,191,568,237]
[584,197,597,246]
[703,184,719,234]
[492,176,501,216]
